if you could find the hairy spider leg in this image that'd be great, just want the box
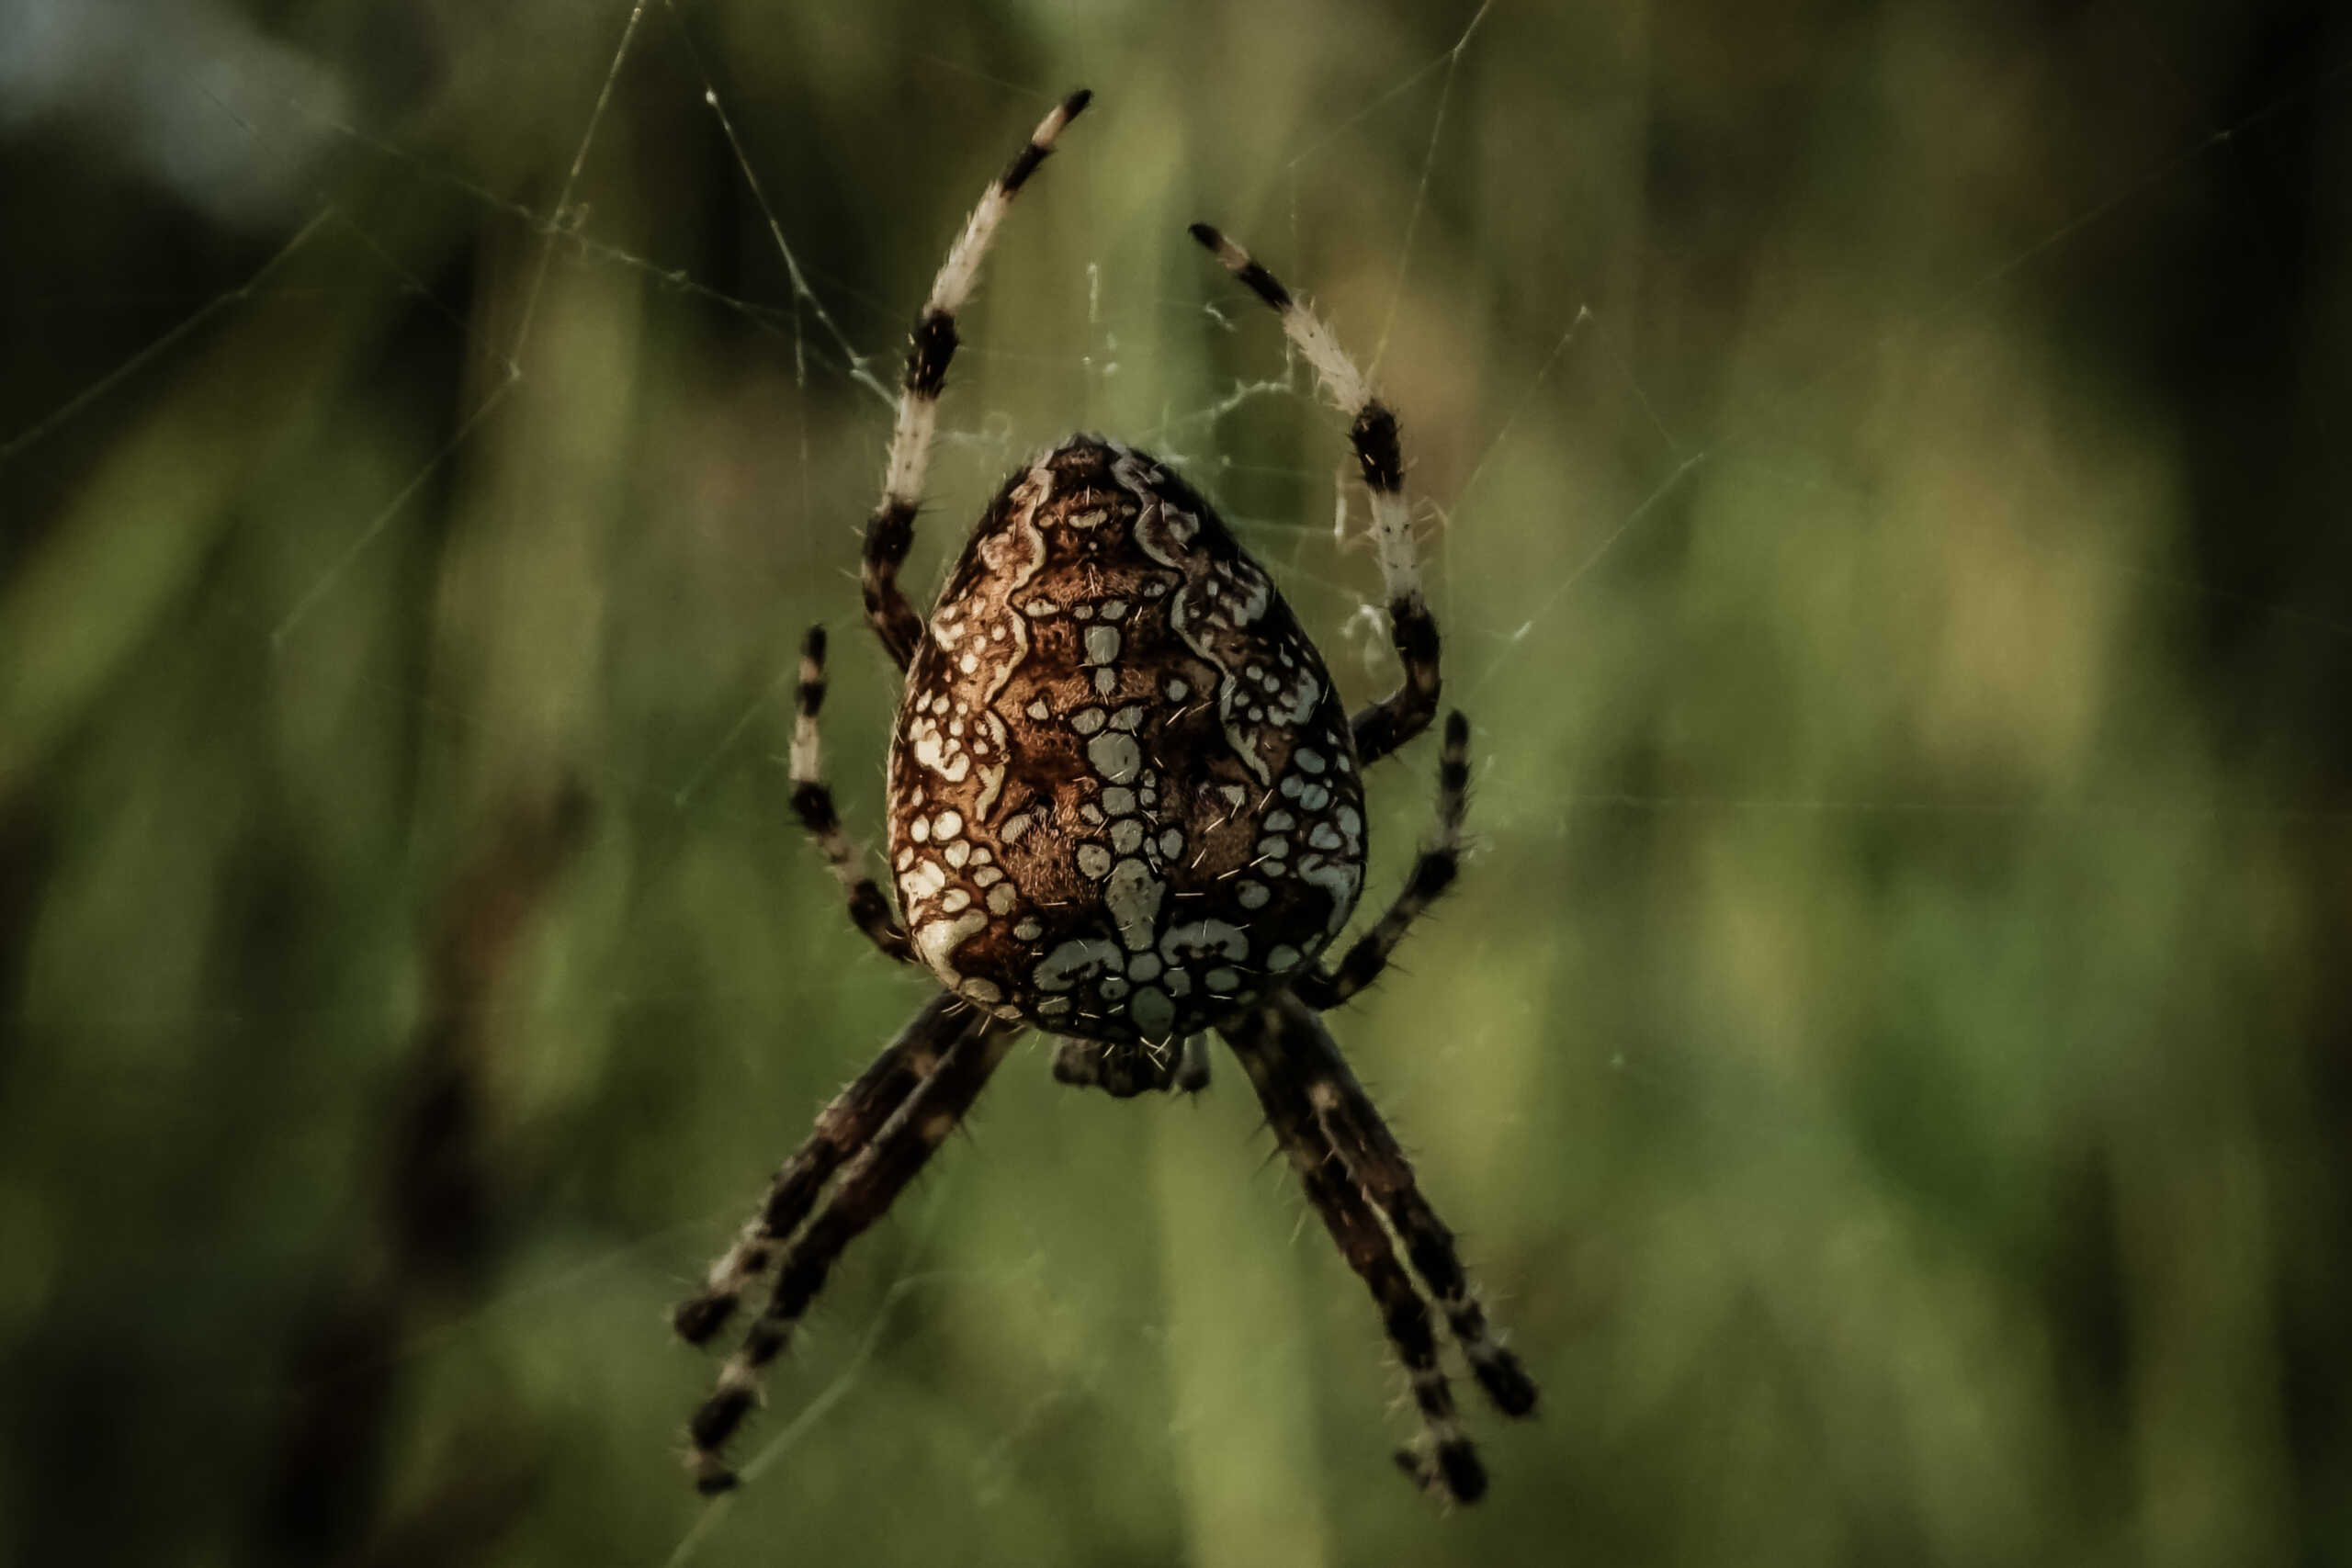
[862,89,1093,671]
[685,1008,1021,1493]
[1295,709,1471,1010]
[1268,991,1539,1422]
[1188,223,1441,766]
[1221,1000,1487,1505]
[670,992,972,1348]
[787,626,916,964]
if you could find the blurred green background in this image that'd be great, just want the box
[4,0,2349,1563]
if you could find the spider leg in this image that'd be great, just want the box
[1189,223,1440,766]
[1265,991,1539,1422]
[1294,710,1469,1010]
[685,1006,1022,1493]
[671,991,969,1346]
[1220,1001,1487,1505]
[788,626,915,964]
[863,89,1092,671]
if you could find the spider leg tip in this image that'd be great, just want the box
[671,1294,734,1347]
[1445,1451,1489,1505]
[1476,1355,1541,1418]
[1391,1444,1486,1505]
[1064,86,1094,118]
[1189,228,1289,310]
[1186,222,1254,274]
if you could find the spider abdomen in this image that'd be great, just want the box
[885,435,1365,1043]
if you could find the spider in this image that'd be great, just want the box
[673,87,1537,1506]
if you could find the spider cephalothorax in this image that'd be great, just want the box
[888,438,1366,1049]
[674,87,1535,1507]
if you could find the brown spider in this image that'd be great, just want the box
[673,87,1536,1506]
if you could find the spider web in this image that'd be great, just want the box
[4,2,2350,1564]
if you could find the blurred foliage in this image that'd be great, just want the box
[3,0,2349,1564]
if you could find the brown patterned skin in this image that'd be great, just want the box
[885,435,1366,1045]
